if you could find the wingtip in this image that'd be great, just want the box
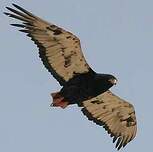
[3,12,9,16]
[5,6,14,12]
[19,29,29,33]
[10,24,25,28]
[10,3,34,17]
[12,3,18,7]
[117,147,121,151]
[117,144,122,151]
[5,6,10,10]
[5,3,19,10]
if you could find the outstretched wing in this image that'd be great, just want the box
[81,91,137,150]
[5,4,90,86]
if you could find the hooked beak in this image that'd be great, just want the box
[108,78,118,85]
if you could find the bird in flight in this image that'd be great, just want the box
[4,4,137,150]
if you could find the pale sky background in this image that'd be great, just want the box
[1,0,153,151]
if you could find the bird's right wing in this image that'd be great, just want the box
[81,90,137,150]
[5,4,90,86]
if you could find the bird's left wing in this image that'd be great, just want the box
[81,90,137,150]
[4,4,90,86]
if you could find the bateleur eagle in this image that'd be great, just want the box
[4,4,137,150]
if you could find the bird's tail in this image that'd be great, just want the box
[50,92,69,109]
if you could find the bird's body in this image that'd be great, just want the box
[56,70,116,106]
[5,4,137,150]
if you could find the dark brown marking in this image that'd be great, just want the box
[103,105,106,109]
[70,51,77,55]
[75,40,79,43]
[46,26,62,35]
[61,47,65,53]
[126,117,136,127]
[84,63,88,67]
[64,55,71,68]
[91,100,104,104]
[46,26,52,30]
[66,36,71,39]
[50,25,57,29]
[112,108,116,112]
[53,29,62,35]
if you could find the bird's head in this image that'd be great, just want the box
[108,75,118,85]
[103,74,118,90]
[96,74,118,88]
[94,73,117,94]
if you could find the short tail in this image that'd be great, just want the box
[50,92,69,109]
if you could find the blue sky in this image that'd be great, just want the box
[1,0,153,151]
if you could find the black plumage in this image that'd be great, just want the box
[60,69,117,105]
